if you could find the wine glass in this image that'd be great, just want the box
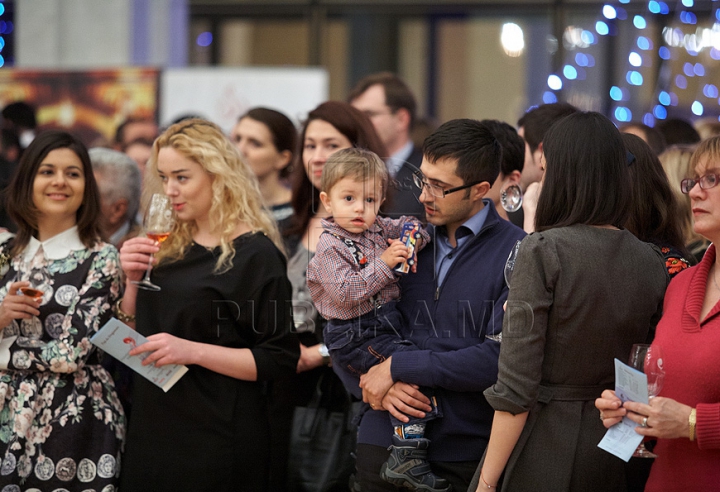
[133,194,175,291]
[628,343,665,458]
[501,184,523,213]
[504,240,522,287]
[15,261,47,304]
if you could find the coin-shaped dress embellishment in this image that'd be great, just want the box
[11,350,31,370]
[0,453,16,475]
[34,456,54,481]
[77,458,97,483]
[44,312,65,339]
[20,317,43,339]
[100,485,115,492]
[1,485,20,492]
[96,454,115,479]
[55,457,77,482]
[54,285,78,307]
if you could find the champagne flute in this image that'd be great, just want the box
[501,184,523,213]
[628,343,665,458]
[133,194,175,291]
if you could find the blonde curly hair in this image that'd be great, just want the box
[143,118,284,272]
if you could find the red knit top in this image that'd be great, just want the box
[646,244,720,491]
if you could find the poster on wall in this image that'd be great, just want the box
[160,67,328,133]
[0,68,160,146]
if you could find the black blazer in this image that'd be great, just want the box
[381,145,426,221]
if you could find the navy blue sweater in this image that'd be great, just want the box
[358,201,526,462]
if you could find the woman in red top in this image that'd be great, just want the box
[597,135,720,491]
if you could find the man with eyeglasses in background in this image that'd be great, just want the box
[348,72,425,220]
[355,118,526,492]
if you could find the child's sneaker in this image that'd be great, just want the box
[379,436,452,492]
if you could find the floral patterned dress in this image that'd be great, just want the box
[0,228,125,492]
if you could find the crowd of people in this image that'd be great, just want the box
[0,73,717,492]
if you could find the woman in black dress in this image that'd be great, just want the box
[117,118,299,491]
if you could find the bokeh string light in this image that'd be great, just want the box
[0,1,7,68]
[542,0,720,124]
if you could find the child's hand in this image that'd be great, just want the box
[381,239,409,268]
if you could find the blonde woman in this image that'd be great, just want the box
[117,119,299,491]
[660,144,709,261]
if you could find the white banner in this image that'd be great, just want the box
[160,67,329,132]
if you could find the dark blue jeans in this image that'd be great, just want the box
[324,301,440,424]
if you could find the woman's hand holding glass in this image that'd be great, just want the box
[0,281,41,327]
[120,237,161,283]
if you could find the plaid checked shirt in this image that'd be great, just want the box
[307,216,430,321]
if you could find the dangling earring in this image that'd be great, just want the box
[501,184,523,213]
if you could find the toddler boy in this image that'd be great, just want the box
[307,148,449,492]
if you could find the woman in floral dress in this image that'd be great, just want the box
[0,130,124,491]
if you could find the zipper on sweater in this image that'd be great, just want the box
[435,286,440,301]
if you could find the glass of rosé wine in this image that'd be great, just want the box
[133,194,175,291]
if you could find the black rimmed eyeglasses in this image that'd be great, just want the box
[411,172,482,198]
[681,173,720,194]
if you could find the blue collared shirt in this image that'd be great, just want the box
[386,140,414,177]
[434,199,490,286]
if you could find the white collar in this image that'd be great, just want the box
[22,226,85,262]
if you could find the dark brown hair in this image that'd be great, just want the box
[6,130,102,256]
[347,72,417,128]
[622,133,693,262]
[285,101,387,237]
[239,107,298,179]
[517,102,579,152]
[535,112,630,232]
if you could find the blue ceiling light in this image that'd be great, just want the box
[704,84,719,98]
[616,7,628,20]
[610,86,624,101]
[643,113,655,126]
[648,1,661,13]
[654,105,668,119]
[575,53,589,66]
[543,91,558,104]
[196,32,213,47]
[682,0,694,7]
[596,21,610,35]
[563,65,578,80]
[683,62,695,76]
[659,46,671,59]
[603,5,617,18]
[658,91,671,105]
[694,63,705,76]
[637,36,651,50]
[629,52,643,66]
[692,101,704,116]
[659,2,670,14]
[680,11,698,24]
[627,71,644,85]
[615,107,632,122]
[711,48,720,60]
[548,75,563,90]
[676,75,688,89]
[581,30,596,45]
[633,16,647,29]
